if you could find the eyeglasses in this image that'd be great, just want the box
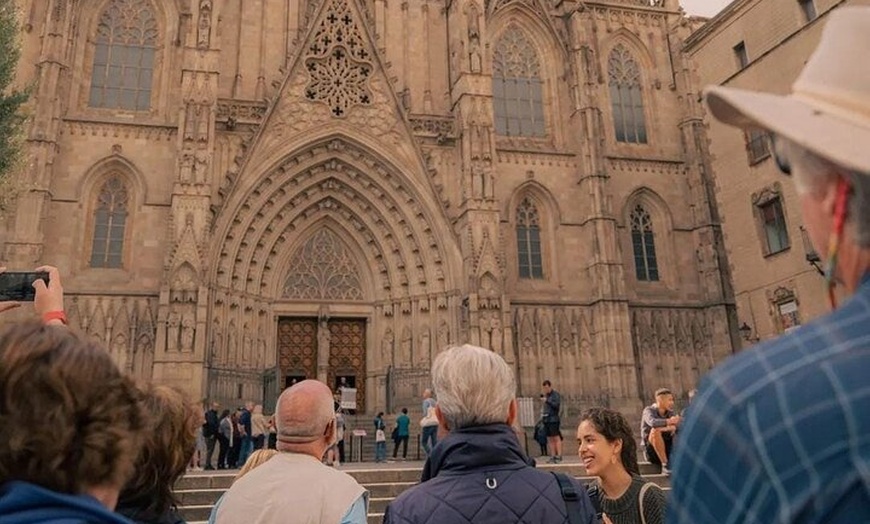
[771,134,792,176]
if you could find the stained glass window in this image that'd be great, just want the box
[493,27,546,137]
[630,205,659,281]
[608,44,647,144]
[516,197,544,279]
[89,0,158,111]
[90,176,128,268]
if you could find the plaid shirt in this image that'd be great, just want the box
[668,274,870,524]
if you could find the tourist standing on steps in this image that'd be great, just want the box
[116,384,199,524]
[640,388,680,476]
[217,409,232,469]
[579,408,665,524]
[393,408,410,459]
[383,344,598,524]
[251,404,268,450]
[203,401,220,470]
[542,379,563,463]
[374,412,387,463]
[214,380,368,524]
[0,320,146,524]
[237,402,254,465]
[420,389,439,455]
[228,410,242,468]
[670,7,870,523]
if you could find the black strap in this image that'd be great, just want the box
[552,472,584,524]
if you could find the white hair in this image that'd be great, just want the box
[275,385,334,443]
[431,344,516,430]
[777,138,870,247]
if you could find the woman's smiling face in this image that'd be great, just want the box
[577,419,622,477]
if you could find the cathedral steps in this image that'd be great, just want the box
[177,460,669,523]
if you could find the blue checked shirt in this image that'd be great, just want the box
[668,273,870,524]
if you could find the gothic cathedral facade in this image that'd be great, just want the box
[3,0,738,414]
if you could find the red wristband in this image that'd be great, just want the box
[42,311,68,325]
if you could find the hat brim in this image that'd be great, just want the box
[705,86,870,175]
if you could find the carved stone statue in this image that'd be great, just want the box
[318,318,331,355]
[181,317,195,351]
[243,330,253,366]
[469,39,482,74]
[400,327,412,365]
[437,320,449,352]
[491,315,503,354]
[418,327,431,364]
[227,326,238,364]
[381,328,394,365]
[210,321,222,361]
[167,311,180,351]
[197,0,213,50]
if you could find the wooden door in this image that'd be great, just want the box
[327,319,366,412]
[277,318,318,388]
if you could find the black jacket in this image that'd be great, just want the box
[384,424,597,524]
[203,409,219,438]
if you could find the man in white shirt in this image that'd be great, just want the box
[214,380,368,524]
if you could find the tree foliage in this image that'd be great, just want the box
[0,0,29,211]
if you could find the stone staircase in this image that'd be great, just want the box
[177,459,669,524]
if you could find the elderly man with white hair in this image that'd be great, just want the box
[383,344,597,524]
[214,380,368,524]
[669,6,870,524]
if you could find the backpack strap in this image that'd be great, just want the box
[552,472,584,524]
[638,481,655,524]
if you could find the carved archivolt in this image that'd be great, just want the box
[211,138,458,300]
[282,228,365,300]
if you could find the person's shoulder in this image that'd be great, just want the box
[702,311,859,407]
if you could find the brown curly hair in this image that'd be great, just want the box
[117,384,199,518]
[580,407,640,476]
[0,321,146,494]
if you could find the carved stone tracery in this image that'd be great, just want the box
[304,0,374,117]
[283,228,365,300]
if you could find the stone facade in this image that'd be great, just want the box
[685,0,868,347]
[2,0,738,414]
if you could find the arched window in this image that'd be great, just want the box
[630,205,659,281]
[516,197,543,279]
[89,0,159,111]
[608,44,647,144]
[90,176,129,268]
[493,26,545,138]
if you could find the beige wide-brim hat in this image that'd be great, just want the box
[704,6,870,175]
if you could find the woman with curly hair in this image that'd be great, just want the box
[115,384,200,524]
[577,407,665,524]
[0,320,146,524]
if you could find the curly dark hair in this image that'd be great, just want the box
[580,407,640,476]
[117,384,199,519]
[0,321,146,494]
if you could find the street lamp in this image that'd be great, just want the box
[800,226,824,276]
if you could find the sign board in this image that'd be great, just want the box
[352,429,367,437]
[517,397,538,427]
[340,387,358,410]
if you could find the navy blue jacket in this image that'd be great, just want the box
[383,424,597,524]
[0,481,133,524]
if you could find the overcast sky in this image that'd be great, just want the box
[681,0,732,17]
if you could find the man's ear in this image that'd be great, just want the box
[435,405,450,432]
[506,398,518,426]
[324,418,336,443]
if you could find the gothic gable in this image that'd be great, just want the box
[221,0,432,205]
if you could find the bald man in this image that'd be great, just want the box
[214,380,368,524]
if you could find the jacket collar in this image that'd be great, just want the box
[421,424,533,481]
